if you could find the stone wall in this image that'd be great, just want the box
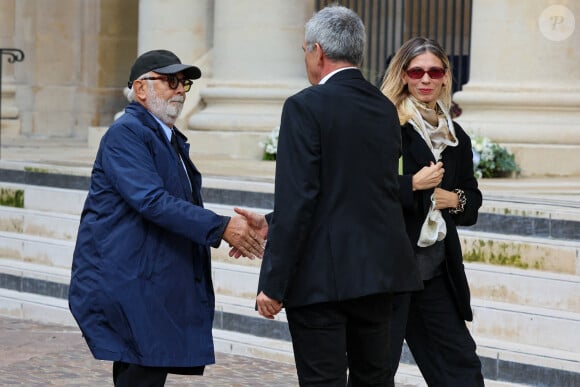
[1,0,138,138]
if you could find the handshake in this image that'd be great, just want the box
[222,207,268,260]
[222,207,283,319]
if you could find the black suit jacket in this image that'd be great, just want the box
[398,121,482,321]
[258,69,423,308]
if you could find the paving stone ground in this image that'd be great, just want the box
[0,316,299,386]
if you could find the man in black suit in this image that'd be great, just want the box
[234,5,423,386]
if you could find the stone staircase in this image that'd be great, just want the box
[0,167,579,386]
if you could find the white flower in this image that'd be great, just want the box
[469,132,519,178]
[260,126,280,160]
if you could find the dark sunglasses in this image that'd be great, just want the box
[140,74,193,92]
[405,67,446,80]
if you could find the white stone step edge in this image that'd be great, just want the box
[0,287,76,326]
[477,336,580,376]
[480,197,580,222]
[459,228,580,276]
[466,262,580,283]
[0,231,75,268]
[0,183,87,216]
[0,204,79,222]
[466,262,580,313]
[459,229,580,248]
[471,297,580,357]
[0,205,79,241]
[0,257,71,284]
[0,160,92,177]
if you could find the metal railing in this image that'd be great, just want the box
[315,0,472,92]
[0,48,25,159]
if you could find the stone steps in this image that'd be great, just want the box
[2,213,578,280]
[0,260,548,386]
[1,168,580,385]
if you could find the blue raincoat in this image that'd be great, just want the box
[69,102,229,367]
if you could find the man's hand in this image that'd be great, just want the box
[228,208,268,259]
[256,291,283,319]
[222,215,264,259]
[412,161,444,191]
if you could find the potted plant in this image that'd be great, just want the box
[471,135,520,178]
[260,126,279,161]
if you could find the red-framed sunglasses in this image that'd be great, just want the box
[406,67,446,80]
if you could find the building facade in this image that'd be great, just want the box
[1,0,578,175]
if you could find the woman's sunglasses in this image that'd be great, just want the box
[406,67,446,80]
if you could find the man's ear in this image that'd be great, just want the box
[132,80,148,101]
[314,43,325,64]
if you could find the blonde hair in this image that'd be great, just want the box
[380,37,452,124]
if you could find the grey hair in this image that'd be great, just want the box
[127,73,153,102]
[305,5,366,66]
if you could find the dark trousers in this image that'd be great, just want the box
[113,361,204,387]
[113,362,168,387]
[389,275,484,387]
[286,292,393,387]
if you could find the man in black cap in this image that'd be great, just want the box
[68,49,265,386]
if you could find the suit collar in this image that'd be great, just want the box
[319,66,359,84]
[323,67,364,83]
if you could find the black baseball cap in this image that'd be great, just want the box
[128,49,202,88]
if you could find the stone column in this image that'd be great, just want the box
[137,0,210,130]
[188,0,312,159]
[454,0,580,176]
[0,0,21,137]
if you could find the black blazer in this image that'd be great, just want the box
[398,121,482,321]
[258,69,423,308]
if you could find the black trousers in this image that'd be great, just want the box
[389,275,484,387]
[286,292,393,387]
[113,361,204,387]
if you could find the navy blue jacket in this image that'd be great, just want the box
[69,102,228,367]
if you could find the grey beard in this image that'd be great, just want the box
[147,87,184,126]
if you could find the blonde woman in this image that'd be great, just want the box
[380,37,484,386]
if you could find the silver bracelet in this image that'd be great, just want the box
[449,188,466,214]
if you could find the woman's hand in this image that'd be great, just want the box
[433,187,459,210]
[412,161,444,191]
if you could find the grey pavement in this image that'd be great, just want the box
[0,316,299,386]
[0,316,427,386]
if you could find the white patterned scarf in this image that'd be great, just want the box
[405,97,458,247]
